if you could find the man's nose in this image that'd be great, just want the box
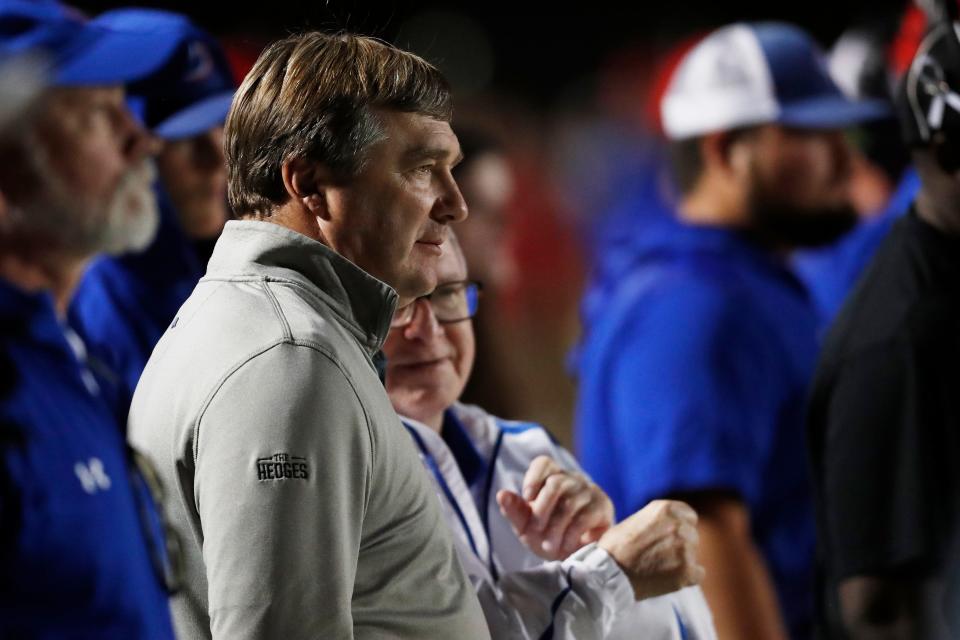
[432,171,468,224]
[120,106,161,164]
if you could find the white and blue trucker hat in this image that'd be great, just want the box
[661,22,890,140]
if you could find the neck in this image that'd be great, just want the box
[0,245,88,317]
[677,178,747,230]
[422,411,443,433]
[263,201,325,243]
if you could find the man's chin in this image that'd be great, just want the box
[386,384,450,421]
[392,271,436,304]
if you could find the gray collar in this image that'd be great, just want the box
[206,220,398,354]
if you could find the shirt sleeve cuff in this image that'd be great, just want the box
[564,542,635,616]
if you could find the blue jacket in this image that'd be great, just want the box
[0,278,174,639]
[575,216,818,639]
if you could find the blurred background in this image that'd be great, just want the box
[71,0,910,446]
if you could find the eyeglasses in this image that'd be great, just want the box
[391,280,482,328]
[128,445,184,595]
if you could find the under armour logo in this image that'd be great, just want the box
[75,458,112,494]
[184,41,214,83]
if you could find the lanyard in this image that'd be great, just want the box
[404,423,483,560]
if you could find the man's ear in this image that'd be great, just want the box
[702,130,752,182]
[280,157,333,219]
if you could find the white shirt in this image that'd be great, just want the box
[402,402,717,639]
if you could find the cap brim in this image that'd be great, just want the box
[55,24,179,86]
[153,91,234,140]
[779,96,891,129]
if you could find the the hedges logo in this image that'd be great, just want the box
[257,453,309,481]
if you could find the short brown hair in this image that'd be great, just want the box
[225,32,453,217]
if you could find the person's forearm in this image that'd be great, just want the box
[697,511,787,639]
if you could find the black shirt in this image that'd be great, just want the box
[808,209,960,637]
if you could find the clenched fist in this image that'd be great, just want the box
[598,500,705,601]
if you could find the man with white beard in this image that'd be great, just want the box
[0,2,187,636]
[68,8,239,419]
[1,80,160,313]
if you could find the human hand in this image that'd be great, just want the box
[598,500,705,600]
[496,455,614,560]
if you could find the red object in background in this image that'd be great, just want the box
[595,44,661,130]
[501,156,585,320]
[220,35,268,85]
[890,5,929,76]
[888,1,960,77]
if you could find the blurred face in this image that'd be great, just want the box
[10,86,159,255]
[741,125,857,248]
[384,243,476,429]
[157,126,228,239]
[321,110,468,306]
[454,151,516,290]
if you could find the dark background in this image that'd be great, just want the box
[74,1,910,106]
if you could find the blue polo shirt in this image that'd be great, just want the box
[69,192,207,416]
[0,279,174,639]
[575,216,818,639]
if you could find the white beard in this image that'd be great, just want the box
[95,159,160,255]
[9,145,160,257]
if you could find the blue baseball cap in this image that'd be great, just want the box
[661,22,890,140]
[95,8,235,140]
[0,0,181,86]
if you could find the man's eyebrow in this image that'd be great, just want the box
[403,145,464,166]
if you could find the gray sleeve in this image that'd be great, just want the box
[193,341,370,639]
